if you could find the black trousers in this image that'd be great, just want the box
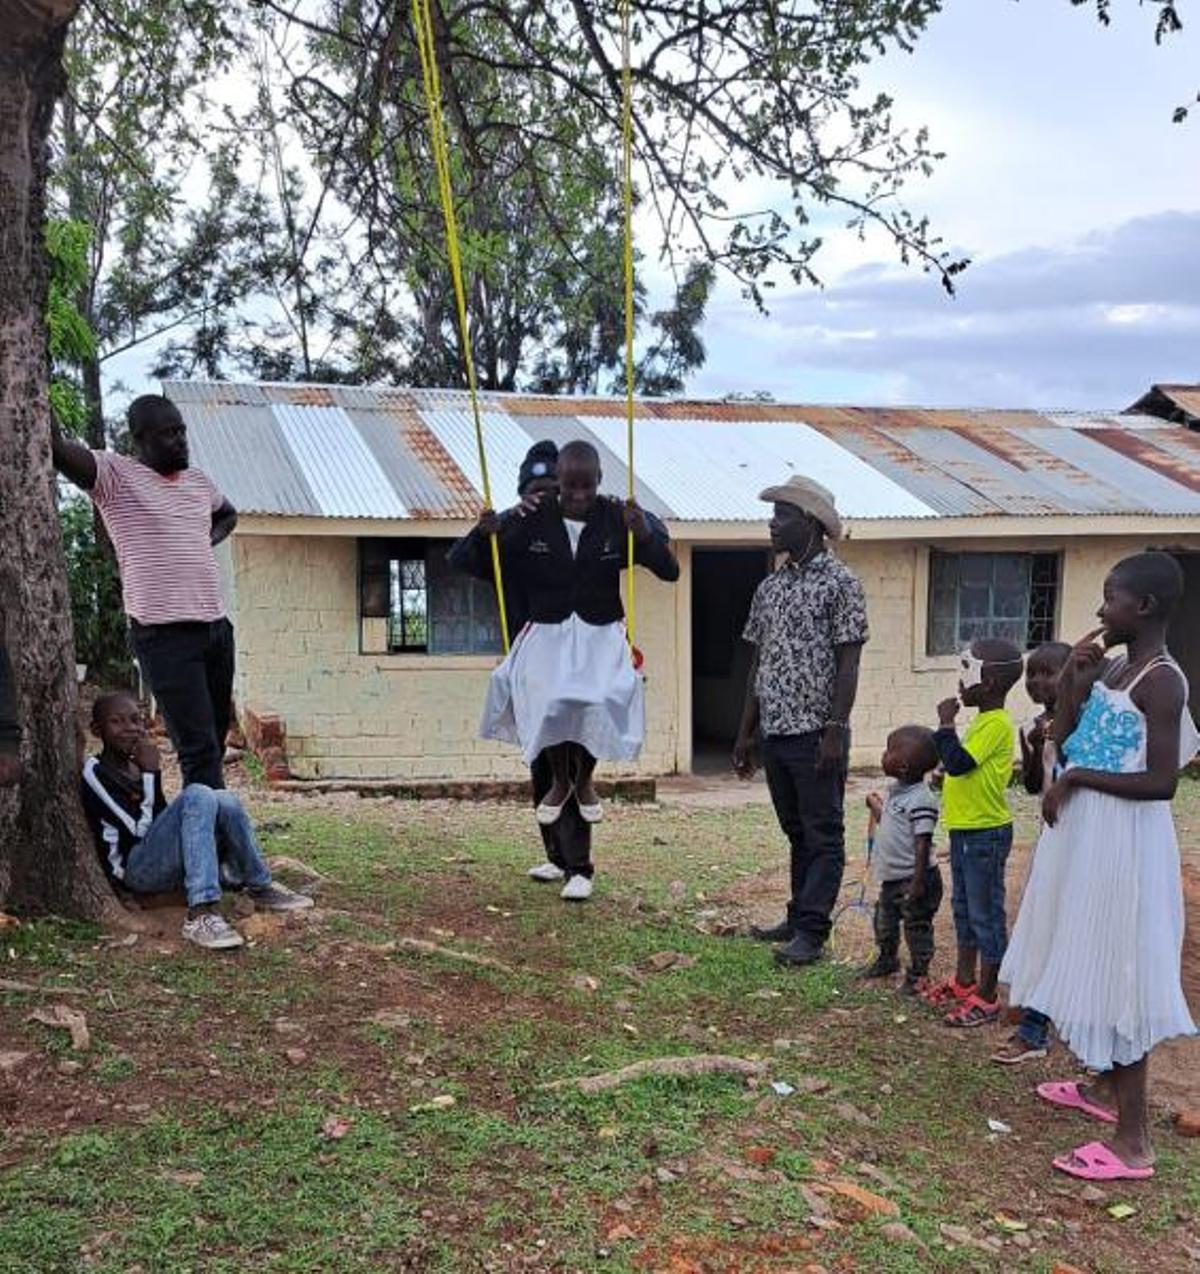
[530,746,593,878]
[874,867,944,977]
[130,619,235,790]
[762,731,848,946]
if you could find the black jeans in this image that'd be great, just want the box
[762,731,848,946]
[530,747,592,878]
[130,619,235,790]
[874,867,944,977]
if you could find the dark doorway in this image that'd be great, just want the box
[1168,552,1200,720]
[692,548,771,766]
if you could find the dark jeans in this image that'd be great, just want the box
[874,866,944,977]
[948,825,1013,964]
[531,747,592,879]
[131,619,235,790]
[762,731,848,946]
[1017,1007,1052,1049]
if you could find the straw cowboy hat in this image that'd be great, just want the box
[759,475,844,541]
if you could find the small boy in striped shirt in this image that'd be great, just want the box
[861,726,943,993]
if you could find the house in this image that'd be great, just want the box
[166,380,1200,782]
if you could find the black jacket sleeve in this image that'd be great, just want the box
[446,524,494,582]
[633,519,680,582]
[935,726,978,776]
[0,642,18,756]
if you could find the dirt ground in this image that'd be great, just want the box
[694,772,1200,1119]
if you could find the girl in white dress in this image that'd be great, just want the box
[1001,552,1198,1181]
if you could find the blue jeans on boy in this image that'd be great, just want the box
[1017,1007,1051,1049]
[124,784,272,908]
[948,825,1013,965]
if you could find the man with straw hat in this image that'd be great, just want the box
[733,476,869,967]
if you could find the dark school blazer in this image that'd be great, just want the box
[449,499,677,628]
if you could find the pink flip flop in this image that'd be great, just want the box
[1053,1141,1154,1182]
[1037,1080,1118,1125]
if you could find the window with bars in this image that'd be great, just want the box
[359,539,502,656]
[927,551,1060,656]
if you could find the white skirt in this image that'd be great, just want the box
[480,616,645,765]
[1000,787,1196,1071]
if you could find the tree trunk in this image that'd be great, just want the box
[0,0,124,921]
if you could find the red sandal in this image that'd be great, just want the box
[919,977,976,1008]
[945,994,1002,1028]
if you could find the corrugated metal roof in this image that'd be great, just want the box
[163,379,1200,524]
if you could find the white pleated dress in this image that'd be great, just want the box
[479,519,645,765]
[1001,657,1199,1071]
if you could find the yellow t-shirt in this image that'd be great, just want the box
[942,709,1015,831]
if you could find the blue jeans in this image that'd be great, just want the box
[948,825,1013,965]
[124,785,271,908]
[1018,1007,1052,1049]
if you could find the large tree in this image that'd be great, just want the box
[0,0,123,920]
[260,0,962,392]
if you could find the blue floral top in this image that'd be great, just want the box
[1062,657,1199,775]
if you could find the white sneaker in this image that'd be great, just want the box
[560,874,594,902]
[182,912,245,950]
[528,861,566,882]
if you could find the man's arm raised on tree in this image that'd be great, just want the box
[50,418,97,490]
[211,499,238,547]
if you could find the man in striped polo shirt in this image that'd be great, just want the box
[52,395,239,789]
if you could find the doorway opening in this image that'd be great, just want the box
[691,547,771,771]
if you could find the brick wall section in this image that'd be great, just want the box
[230,534,680,780]
[230,530,1200,778]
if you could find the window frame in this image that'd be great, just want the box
[357,537,503,659]
[923,547,1062,658]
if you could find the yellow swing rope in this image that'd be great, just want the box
[620,0,637,650]
[412,0,511,653]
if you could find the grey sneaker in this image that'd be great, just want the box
[248,882,315,912]
[528,861,566,882]
[560,874,594,902]
[182,912,245,950]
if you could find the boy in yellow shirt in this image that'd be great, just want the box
[922,638,1024,1027]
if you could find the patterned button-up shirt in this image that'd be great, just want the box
[742,551,869,737]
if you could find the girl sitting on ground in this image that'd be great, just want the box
[1000,552,1198,1181]
[479,440,679,899]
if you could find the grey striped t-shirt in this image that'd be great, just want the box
[872,780,940,883]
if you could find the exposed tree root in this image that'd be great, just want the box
[541,1054,769,1094]
[377,937,516,975]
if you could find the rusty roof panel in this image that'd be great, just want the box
[944,425,1127,514]
[1015,426,1200,513]
[353,403,480,520]
[807,420,996,517]
[1084,428,1200,498]
[874,426,1066,516]
[165,380,1200,524]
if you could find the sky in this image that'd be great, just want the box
[685,0,1200,409]
[108,1,1200,414]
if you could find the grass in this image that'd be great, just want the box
[1,784,1198,1272]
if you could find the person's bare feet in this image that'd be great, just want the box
[1078,1078,1117,1119]
[1104,1135,1155,1170]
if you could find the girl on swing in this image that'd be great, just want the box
[478,439,679,899]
